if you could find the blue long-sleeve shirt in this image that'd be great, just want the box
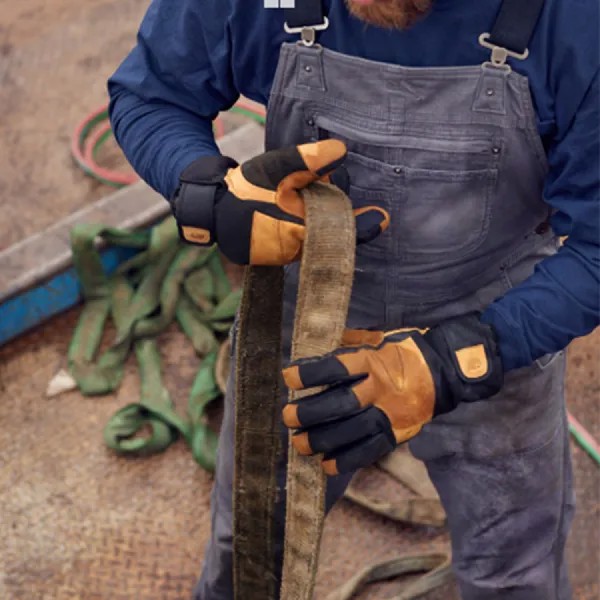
[108,0,599,370]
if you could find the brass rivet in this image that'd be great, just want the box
[304,65,312,73]
[486,88,495,96]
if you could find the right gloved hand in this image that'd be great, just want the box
[171,140,390,265]
[282,314,504,476]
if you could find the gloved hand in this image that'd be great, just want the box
[171,140,389,265]
[282,313,503,476]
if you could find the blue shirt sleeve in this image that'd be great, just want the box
[108,0,238,199]
[483,69,600,370]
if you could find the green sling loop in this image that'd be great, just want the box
[68,217,239,471]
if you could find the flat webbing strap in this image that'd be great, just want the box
[233,265,284,600]
[281,183,356,599]
[233,182,355,600]
[284,0,325,28]
[488,0,545,54]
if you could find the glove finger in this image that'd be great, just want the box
[328,166,390,245]
[355,206,390,245]
[223,139,346,217]
[322,432,395,476]
[283,349,368,390]
[282,385,364,429]
[341,328,386,347]
[241,140,346,193]
[329,164,349,193]
[247,212,306,265]
[291,405,392,456]
[276,141,348,219]
[296,139,348,177]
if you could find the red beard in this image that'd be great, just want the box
[345,0,434,29]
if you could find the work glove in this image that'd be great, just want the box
[171,140,389,265]
[282,313,503,476]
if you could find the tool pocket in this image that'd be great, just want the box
[312,114,499,169]
[399,167,497,259]
[310,112,501,262]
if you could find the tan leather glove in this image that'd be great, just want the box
[172,140,390,265]
[282,313,503,475]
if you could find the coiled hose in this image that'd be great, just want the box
[71,100,267,188]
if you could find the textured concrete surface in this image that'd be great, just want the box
[0,0,147,250]
[0,0,249,251]
[0,315,598,599]
[0,1,598,599]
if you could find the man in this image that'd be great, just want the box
[108,0,599,598]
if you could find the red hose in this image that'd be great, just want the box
[83,121,139,187]
[71,105,237,188]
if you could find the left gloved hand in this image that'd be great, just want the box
[172,141,389,265]
[282,313,504,476]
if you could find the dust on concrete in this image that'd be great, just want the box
[0,0,150,250]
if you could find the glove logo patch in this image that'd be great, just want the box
[455,344,488,380]
[182,226,211,244]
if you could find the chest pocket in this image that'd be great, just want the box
[312,113,501,262]
[400,166,497,259]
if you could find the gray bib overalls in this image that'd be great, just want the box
[195,3,574,598]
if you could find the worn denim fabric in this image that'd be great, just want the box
[194,42,574,600]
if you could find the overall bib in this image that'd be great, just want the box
[195,3,575,599]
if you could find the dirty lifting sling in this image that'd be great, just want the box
[232,1,546,599]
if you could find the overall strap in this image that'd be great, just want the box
[489,0,546,54]
[284,0,325,28]
[479,0,546,68]
[284,0,329,46]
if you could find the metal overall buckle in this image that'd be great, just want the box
[284,17,330,47]
[479,33,529,71]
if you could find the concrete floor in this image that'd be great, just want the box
[1,309,598,599]
[0,0,598,598]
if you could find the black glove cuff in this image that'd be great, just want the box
[172,155,238,246]
[423,313,504,415]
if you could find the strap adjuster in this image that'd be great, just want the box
[479,33,529,70]
[284,17,329,47]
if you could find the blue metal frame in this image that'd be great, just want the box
[0,246,139,346]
